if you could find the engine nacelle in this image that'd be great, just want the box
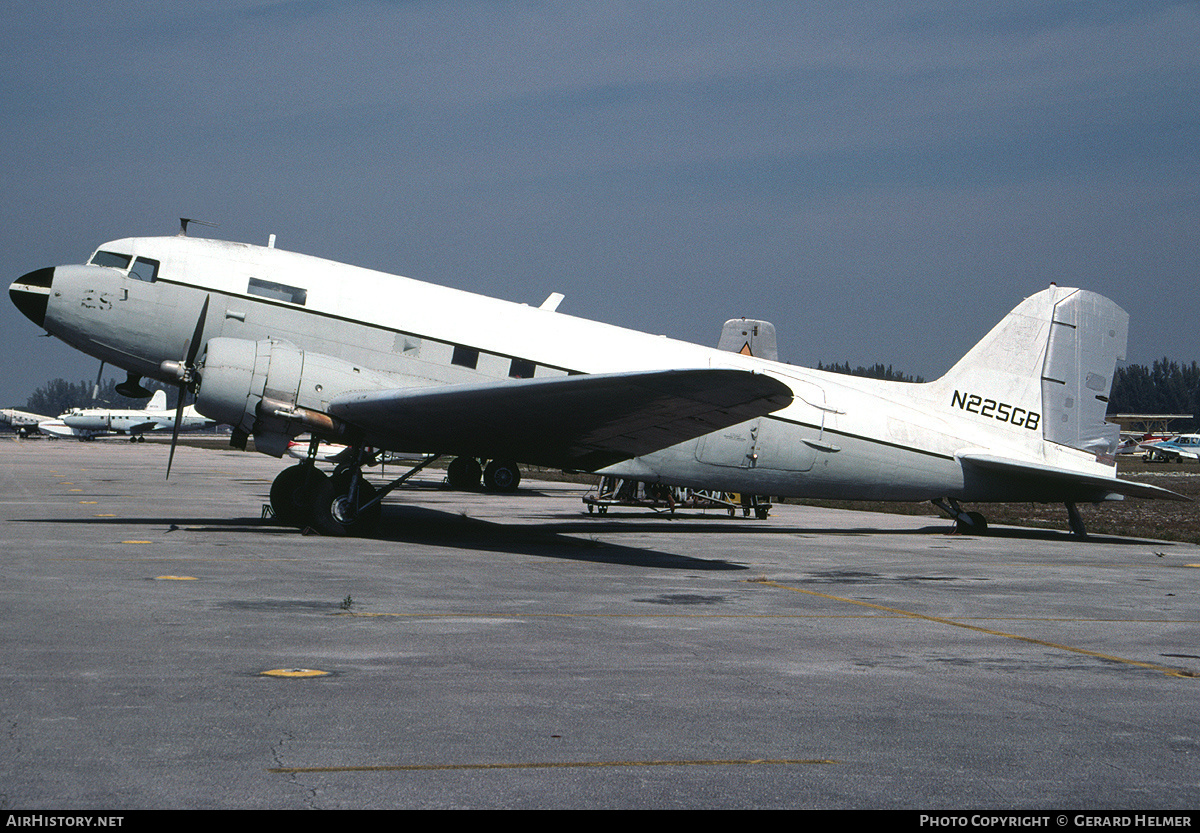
[195,337,399,456]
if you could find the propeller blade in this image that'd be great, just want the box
[184,296,210,368]
[166,389,185,480]
[166,295,210,480]
[92,361,105,402]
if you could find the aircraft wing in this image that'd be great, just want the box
[957,451,1189,502]
[37,420,88,439]
[328,368,793,471]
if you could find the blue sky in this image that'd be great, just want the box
[2,0,1197,405]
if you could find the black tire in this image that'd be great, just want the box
[955,511,988,534]
[270,465,329,527]
[447,456,483,490]
[483,459,521,492]
[312,473,381,537]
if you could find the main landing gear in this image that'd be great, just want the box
[445,456,521,492]
[269,439,442,536]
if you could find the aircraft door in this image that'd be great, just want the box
[753,377,827,473]
[695,418,761,468]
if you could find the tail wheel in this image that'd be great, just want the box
[483,459,521,492]
[312,473,381,537]
[955,511,988,534]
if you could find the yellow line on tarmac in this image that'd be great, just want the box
[270,758,837,774]
[749,579,1196,678]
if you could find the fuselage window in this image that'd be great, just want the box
[128,257,159,282]
[248,277,307,305]
[509,358,536,379]
[451,346,479,369]
[90,251,132,269]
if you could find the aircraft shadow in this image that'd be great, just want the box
[531,512,1174,547]
[13,505,1177,571]
[366,504,748,569]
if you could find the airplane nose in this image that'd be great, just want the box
[10,267,53,328]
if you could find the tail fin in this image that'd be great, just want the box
[717,318,779,361]
[934,285,1127,458]
[146,389,168,411]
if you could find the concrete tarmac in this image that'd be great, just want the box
[2,438,1198,810]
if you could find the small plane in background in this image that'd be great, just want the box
[0,407,55,437]
[37,389,215,441]
[1139,434,1200,463]
[1117,431,1174,454]
[8,222,1188,537]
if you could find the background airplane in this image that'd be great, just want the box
[8,227,1187,537]
[0,407,54,437]
[37,389,215,441]
[1139,434,1200,463]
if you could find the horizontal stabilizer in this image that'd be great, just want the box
[330,368,793,471]
[957,451,1189,502]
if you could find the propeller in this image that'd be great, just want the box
[162,295,210,479]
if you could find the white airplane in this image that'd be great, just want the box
[0,407,54,437]
[37,389,215,441]
[8,224,1186,536]
[1139,434,1200,463]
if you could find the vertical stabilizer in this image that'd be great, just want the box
[717,319,778,361]
[147,389,168,411]
[933,286,1126,458]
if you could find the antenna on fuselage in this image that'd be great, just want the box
[177,217,219,237]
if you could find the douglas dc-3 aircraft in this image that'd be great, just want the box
[40,388,215,441]
[0,407,54,437]
[9,223,1186,537]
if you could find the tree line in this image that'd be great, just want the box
[22,378,178,418]
[1108,359,1200,429]
[816,362,925,383]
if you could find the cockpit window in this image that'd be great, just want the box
[90,251,131,269]
[88,251,159,282]
[247,277,307,306]
[128,257,159,282]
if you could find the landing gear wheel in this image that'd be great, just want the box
[447,456,483,490]
[312,474,381,537]
[483,459,521,492]
[955,511,988,534]
[270,465,329,527]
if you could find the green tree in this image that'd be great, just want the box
[816,361,924,383]
[1108,360,1199,430]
